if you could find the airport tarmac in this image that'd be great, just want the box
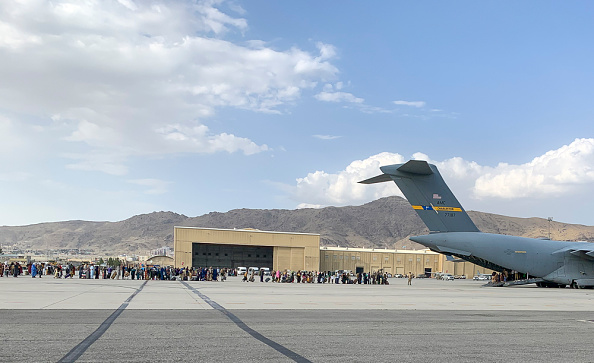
[1,277,594,362]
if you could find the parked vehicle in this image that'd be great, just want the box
[473,273,491,281]
[442,273,454,281]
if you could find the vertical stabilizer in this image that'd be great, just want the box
[359,160,479,233]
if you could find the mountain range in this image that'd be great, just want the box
[1,196,593,255]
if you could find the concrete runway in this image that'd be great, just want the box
[1,277,594,362]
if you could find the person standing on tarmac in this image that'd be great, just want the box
[407,272,413,286]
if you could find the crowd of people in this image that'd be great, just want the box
[241,269,392,285]
[1,261,394,285]
[0,261,203,281]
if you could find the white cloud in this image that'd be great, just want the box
[0,0,338,174]
[296,203,324,209]
[315,91,364,104]
[128,178,172,195]
[155,123,268,155]
[315,83,394,114]
[292,152,407,207]
[0,172,32,182]
[290,138,594,214]
[0,115,26,153]
[473,138,594,199]
[315,82,363,104]
[64,152,129,176]
[393,100,426,108]
[313,134,342,140]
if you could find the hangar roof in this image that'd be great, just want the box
[320,246,439,255]
[174,226,320,236]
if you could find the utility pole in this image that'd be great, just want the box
[547,217,553,239]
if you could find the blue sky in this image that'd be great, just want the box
[0,1,593,226]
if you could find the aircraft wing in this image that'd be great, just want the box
[445,255,466,262]
[552,245,594,261]
[435,245,471,256]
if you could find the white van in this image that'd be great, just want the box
[248,267,260,275]
[237,267,247,276]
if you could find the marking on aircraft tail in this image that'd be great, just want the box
[412,205,462,212]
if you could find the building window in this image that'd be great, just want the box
[384,257,389,261]
[333,255,337,260]
[409,258,413,262]
[417,258,420,262]
[248,254,251,257]
[325,254,329,259]
[351,256,355,260]
[373,256,377,261]
[224,254,228,257]
[357,256,360,260]
[215,253,219,256]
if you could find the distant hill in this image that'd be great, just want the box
[1,196,593,254]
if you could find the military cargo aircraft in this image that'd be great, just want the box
[360,160,594,289]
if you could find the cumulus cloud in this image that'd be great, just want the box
[292,152,407,207]
[393,100,426,108]
[315,82,364,104]
[290,138,594,212]
[0,0,338,174]
[474,138,594,198]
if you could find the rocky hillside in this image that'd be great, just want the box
[1,196,593,254]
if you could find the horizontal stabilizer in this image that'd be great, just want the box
[396,160,434,175]
[358,174,393,184]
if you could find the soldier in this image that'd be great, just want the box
[407,272,413,285]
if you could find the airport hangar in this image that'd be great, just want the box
[174,226,493,277]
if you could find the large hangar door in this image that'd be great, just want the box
[192,243,273,269]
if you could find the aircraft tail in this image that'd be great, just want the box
[359,160,479,233]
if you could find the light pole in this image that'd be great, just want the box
[547,217,553,240]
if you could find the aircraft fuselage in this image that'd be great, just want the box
[411,232,594,286]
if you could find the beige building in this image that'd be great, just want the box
[146,255,174,266]
[174,226,492,278]
[319,246,494,277]
[174,226,320,271]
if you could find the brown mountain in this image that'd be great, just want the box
[1,196,593,254]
